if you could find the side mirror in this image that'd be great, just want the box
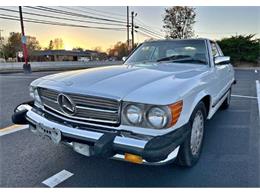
[122,56,127,62]
[214,56,230,65]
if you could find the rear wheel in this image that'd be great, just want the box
[176,102,206,167]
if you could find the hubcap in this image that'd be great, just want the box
[190,110,204,156]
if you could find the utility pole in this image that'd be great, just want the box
[19,6,31,73]
[131,11,134,50]
[126,6,130,52]
[182,17,188,39]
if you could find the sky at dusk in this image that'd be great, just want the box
[0,6,259,51]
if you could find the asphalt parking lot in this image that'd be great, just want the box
[0,69,259,187]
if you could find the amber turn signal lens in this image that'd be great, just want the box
[168,100,183,127]
[125,153,143,164]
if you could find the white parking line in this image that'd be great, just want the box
[256,80,260,118]
[0,125,28,137]
[231,94,257,99]
[42,170,74,188]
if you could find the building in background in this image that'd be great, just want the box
[18,49,108,62]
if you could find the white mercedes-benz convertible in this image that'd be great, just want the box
[12,39,235,167]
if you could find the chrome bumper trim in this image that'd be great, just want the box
[113,146,179,166]
[21,104,179,165]
[26,107,147,149]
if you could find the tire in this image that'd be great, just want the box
[176,101,206,167]
[221,89,231,109]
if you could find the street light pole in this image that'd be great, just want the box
[19,6,31,73]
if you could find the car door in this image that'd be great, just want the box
[216,43,234,86]
[210,41,230,106]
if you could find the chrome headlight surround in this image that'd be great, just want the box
[29,85,42,108]
[121,102,172,129]
[146,106,169,129]
[125,104,143,125]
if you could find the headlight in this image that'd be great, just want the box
[125,105,143,125]
[30,86,42,107]
[34,88,41,104]
[147,107,169,129]
[29,86,34,98]
[122,101,183,129]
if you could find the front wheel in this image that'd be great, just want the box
[176,102,206,167]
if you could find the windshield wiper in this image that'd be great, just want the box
[171,57,207,64]
[156,55,191,62]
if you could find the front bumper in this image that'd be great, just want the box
[12,102,189,165]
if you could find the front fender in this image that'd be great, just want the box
[180,90,210,125]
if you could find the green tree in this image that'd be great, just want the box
[72,47,84,51]
[107,41,136,60]
[0,36,4,58]
[2,32,41,59]
[163,6,196,39]
[48,40,54,50]
[217,34,260,64]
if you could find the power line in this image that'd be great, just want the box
[137,29,162,39]
[138,25,164,38]
[139,27,164,39]
[25,6,126,24]
[136,18,162,33]
[61,6,126,22]
[81,6,126,18]
[136,30,155,39]
[26,6,165,38]
[72,6,165,42]
[0,14,126,31]
[138,27,164,39]
[0,7,126,27]
[0,7,165,41]
[61,6,164,39]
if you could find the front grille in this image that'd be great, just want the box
[38,88,121,125]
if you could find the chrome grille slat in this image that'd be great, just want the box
[41,96,57,103]
[71,97,118,108]
[38,88,120,125]
[76,105,117,113]
[76,110,118,119]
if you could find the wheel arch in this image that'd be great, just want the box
[200,95,211,118]
[186,92,212,122]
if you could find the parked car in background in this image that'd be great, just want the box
[78,57,90,62]
[12,39,235,167]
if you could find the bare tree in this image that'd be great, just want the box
[53,38,64,50]
[163,6,196,39]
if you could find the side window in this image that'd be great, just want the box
[216,43,224,56]
[210,42,220,57]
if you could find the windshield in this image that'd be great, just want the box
[125,40,209,66]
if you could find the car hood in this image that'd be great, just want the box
[33,63,208,104]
